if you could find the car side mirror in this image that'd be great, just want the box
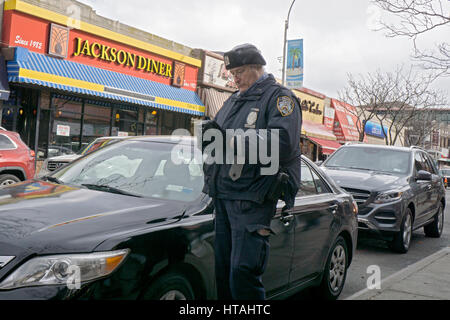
[315,160,323,166]
[416,170,432,181]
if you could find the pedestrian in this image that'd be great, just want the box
[201,43,302,300]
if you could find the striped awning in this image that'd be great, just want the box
[7,47,205,116]
[198,87,233,118]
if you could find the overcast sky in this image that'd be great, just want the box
[77,0,449,101]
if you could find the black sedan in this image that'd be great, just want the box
[0,136,357,300]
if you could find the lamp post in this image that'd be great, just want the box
[282,0,296,86]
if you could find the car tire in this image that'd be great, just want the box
[0,174,21,187]
[141,271,195,300]
[390,208,413,254]
[424,204,444,238]
[314,236,348,300]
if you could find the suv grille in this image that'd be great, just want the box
[47,161,67,171]
[342,187,371,207]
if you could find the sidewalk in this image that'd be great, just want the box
[345,247,450,300]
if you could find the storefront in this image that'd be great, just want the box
[292,87,340,161]
[194,49,236,119]
[329,99,363,144]
[1,0,205,157]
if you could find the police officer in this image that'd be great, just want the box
[202,44,302,300]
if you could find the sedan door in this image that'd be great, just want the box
[263,200,295,297]
[288,161,342,287]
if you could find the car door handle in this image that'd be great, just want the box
[280,213,294,226]
[329,204,338,214]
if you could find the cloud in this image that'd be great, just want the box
[77,0,449,98]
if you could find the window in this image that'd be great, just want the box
[298,163,317,196]
[310,168,331,194]
[0,134,16,150]
[422,153,437,174]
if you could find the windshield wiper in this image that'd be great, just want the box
[43,176,64,184]
[81,184,143,198]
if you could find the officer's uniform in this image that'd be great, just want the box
[202,44,302,300]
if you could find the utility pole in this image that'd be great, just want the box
[282,0,296,86]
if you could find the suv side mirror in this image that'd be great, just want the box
[416,170,432,181]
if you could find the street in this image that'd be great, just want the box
[340,190,450,299]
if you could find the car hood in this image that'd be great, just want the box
[0,180,187,254]
[321,167,407,192]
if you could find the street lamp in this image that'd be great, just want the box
[282,0,296,86]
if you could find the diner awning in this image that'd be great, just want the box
[308,137,342,155]
[302,120,337,140]
[0,56,10,101]
[7,47,205,116]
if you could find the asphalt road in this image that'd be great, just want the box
[290,190,450,300]
[339,189,450,300]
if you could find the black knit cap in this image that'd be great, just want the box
[223,44,266,70]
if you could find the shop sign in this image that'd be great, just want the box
[203,55,236,89]
[118,131,129,137]
[73,37,175,79]
[364,121,388,139]
[324,106,335,129]
[56,125,70,137]
[292,89,324,124]
[48,24,70,58]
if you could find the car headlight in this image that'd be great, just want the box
[0,249,129,290]
[374,190,403,204]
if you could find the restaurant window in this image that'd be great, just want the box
[161,111,175,135]
[82,102,112,145]
[112,105,141,136]
[145,109,159,135]
[50,95,83,153]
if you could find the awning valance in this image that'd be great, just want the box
[7,47,205,116]
[308,137,342,155]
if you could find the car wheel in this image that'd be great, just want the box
[390,208,413,254]
[141,272,195,300]
[0,174,21,187]
[314,236,348,300]
[424,204,444,238]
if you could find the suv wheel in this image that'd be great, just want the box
[424,204,444,238]
[313,236,348,300]
[0,174,21,187]
[390,208,413,254]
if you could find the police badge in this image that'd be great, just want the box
[245,109,259,128]
[277,96,295,117]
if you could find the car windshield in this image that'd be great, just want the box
[324,147,411,174]
[52,140,204,202]
[440,169,450,176]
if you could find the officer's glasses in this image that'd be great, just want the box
[230,67,247,78]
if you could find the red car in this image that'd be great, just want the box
[0,127,35,186]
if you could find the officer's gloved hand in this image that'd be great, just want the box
[201,120,225,152]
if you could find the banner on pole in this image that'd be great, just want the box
[286,39,304,89]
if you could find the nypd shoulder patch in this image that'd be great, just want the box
[277,96,295,117]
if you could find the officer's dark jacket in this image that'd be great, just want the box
[203,74,302,208]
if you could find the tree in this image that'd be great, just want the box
[339,65,446,145]
[373,0,450,77]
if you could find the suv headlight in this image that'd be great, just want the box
[374,190,403,204]
[0,249,129,290]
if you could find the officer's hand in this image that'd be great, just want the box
[201,120,224,152]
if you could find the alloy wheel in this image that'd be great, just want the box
[160,290,187,300]
[403,213,412,249]
[0,179,17,187]
[329,244,346,292]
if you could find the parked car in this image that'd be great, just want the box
[320,144,445,253]
[0,127,35,186]
[439,168,450,188]
[0,136,357,300]
[38,136,129,177]
[37,145,75,159]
